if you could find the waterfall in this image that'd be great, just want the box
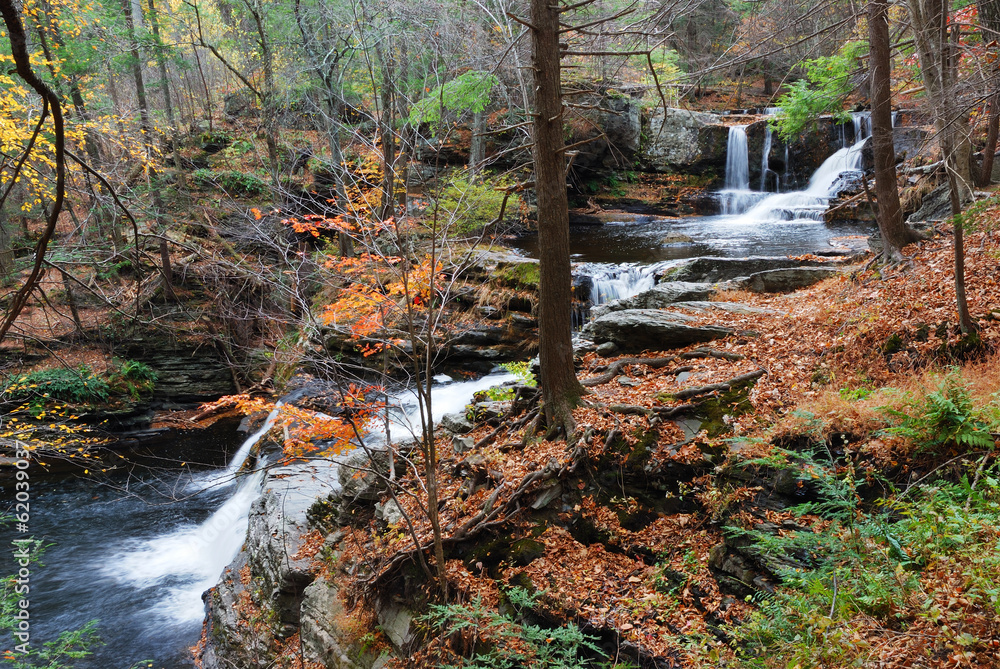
[111,406,282,623]
[188,404,282,492]
[719,125,762,214]
[109,371,517,626]
[581,261,678,305]
[852,111,871,142]
[759,108,781,192]
[722,129,867,224]
[725,125,750,190]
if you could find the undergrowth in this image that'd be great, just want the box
[722,447,1000,667]
[418,587,605,668]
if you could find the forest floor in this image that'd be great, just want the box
[304,209,1000,669]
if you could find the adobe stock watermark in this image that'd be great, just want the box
[9,441,32,656]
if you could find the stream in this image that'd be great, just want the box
[511,111,875,304]
[1,112,876,668]
[0,372,513,668]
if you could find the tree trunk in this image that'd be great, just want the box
[530,0,584,435]
[147,0,188,193]
[469,109,486,171]
[979,93,999,186]
[376,45,396,221]
[869,0,921,259]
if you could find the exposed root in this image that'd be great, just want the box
[581,347,745,387]
[670,368,767,401]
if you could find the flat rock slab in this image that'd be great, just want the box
[582,308,732,352]
[591,281,715,318]
[667,300,780,315]
[664,256,836,284]
[746,267,842,293]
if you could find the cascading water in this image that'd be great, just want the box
[760,108,780,192]
[187,403,281,492]
[718,110,871,224]
[113,404,283,623]
[852,110,871,142]
[583,262,674,305]
[725,125,750,191]
[15,372,518,668]
[719,126,763,215]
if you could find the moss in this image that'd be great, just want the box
[882,332,905,356]
[693,379,757,438]
[508,538,546,566]
[495,262,540,290]
[625,427,657,469]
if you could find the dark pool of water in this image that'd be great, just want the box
[508,215,872,264]
[0,419,244,669]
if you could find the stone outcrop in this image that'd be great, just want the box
[663,255,836,284]
[590,281,715,319]
[746,267,843,293]
[200,455,408,669]
[581,308,732,352]
[639,108,729,175]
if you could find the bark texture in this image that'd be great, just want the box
[530,0,584,433]
[869,0,921,258]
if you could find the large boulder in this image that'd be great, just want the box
[590,282,715,318]
[582,309,732,352]
[746,267,843,293]
[663,256,834,284]
[639,108,728,175]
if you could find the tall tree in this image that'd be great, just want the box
[869,0,922,260]
[529,0,585,436]
[906,0,975,332]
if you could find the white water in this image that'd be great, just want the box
[187,404,282,492]
[760,107,780,192]
[109,374,515,626]
[368,371,517,444]
[719,126,759,215]
[112,468,267,624]
[582,260,682,305]
[718,110,871,224]
[573,109,875,304]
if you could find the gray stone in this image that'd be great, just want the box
[746,267,842,293]
[668,301,778,315]
[590,282,715,318]
[376,499,404,526]
[440,411,474,434]
[531,482,563,510]
[377,602,416,652]
[596,341,619,357]
[582,309,732,352]
[337,448,391,503]
[663,256,834,284]
[907,182,962,223]
[300,578,360,669]
[640,108,728,173]
[662,232,694,244]
[470,400,511,423]
[452,435,475,453]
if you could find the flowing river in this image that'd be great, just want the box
[1,112,876,668]
[0,372,513,668]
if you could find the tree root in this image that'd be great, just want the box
[670,368,766,401]
[363,430,590,595]
[581,348,745,387]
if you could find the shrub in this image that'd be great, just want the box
[432,173,519,234]
[420,587,603,668]
[880,374,998,451]
[3,366,110,404]
[108,359,158,400]
[192,168,269,196]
